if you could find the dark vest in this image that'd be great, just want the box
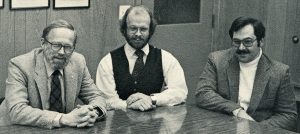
[110,45,164,100]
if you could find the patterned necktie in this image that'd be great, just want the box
[132,49,145,79]
[49,70,63,113]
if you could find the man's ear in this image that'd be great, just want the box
[41,38,45,47]
[259,38,264,47]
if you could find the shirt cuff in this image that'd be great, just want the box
[93,105,107,120]
[52,113,63,128]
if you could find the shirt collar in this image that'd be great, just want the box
[44,58,64,78]
[239,48,262,68]
[124,43,149,57]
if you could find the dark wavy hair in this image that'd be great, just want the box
[229,17,265,46]
[120,5,157,38]
[42,19,77,45]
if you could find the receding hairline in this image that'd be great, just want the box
[126,6,150,21]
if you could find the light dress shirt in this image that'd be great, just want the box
[96,43,188,110]
[238,48,262,111]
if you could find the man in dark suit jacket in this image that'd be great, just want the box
[0,20,106,129]
[195,17,297,131]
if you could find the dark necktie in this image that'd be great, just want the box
[49,70,63,113]
[132,49,145,79]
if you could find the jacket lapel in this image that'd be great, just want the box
[227,56,240,103]
[34,52,48,109]
[247,54,271,114]
[63,60,78,112]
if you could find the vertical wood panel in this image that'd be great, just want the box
[25,9,47,52]
[0,0,15,96]
[283,0,300,85]
[264,0,288,62]
[14,11,26,56]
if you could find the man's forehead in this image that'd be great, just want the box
[127,7,150,20]
[233,24,255,39]
[47,28,75,38]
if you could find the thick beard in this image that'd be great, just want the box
[125,35,151,50]
[44,50,70,70]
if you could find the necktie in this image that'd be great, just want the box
[49,70,63,113]
[132,49,145,79]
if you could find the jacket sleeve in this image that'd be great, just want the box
[260,67,297,131]
[78,57,107,118]
[6,60,59,129]
[195,53,241,114]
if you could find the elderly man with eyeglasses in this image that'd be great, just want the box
[195,17,297,131]
[0,20,107,129]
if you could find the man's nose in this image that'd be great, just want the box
[135,29,142,36]
[58,47,65,54]
[238,43,246,50]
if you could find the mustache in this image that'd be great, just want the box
[131,36,144,41]
[236,49,250,54]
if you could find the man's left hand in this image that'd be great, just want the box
[76,105,99,127]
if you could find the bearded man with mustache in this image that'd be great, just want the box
[96,5,188,112]
[195,17,297,132]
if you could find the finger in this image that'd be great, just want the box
[86,123,94,127]
[141,100,152,111]
[78,115,90,123]
[89,110,98,118]
[138,105,145,111]
[78,107,91,116]
[137,101,147,111]
[128,101,139,110]
[88,116,97,124]
[77,121,89,128]
[85,105,94,111]
[144,98,152,107]
[127,96,140,105]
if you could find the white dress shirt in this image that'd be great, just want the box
[238,48,262,111]
[96,43,188,110]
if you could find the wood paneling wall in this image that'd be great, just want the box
[0,0,135,97]
[0,0,299,102]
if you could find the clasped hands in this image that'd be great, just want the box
[60,105,100,128]
[126,92,155,111]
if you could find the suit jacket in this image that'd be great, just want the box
[0,48,107,129]
[195,48,297,131]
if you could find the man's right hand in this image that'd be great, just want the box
[60,105,96,127]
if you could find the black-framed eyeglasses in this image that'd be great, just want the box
[232,38,257,47]
[44,38,75,53]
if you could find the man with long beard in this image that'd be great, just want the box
[96,5,188,111]
[0,20,107,129]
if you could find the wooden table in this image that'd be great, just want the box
[0,104,296,134]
